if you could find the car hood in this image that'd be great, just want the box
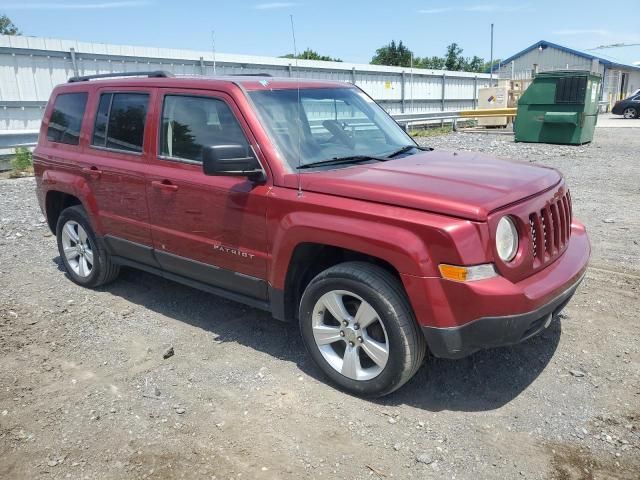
[296,150,561,221]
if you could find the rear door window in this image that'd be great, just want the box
[47,92,88,145]
[92,92,149,153]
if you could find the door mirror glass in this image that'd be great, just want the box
[202,144,264,180]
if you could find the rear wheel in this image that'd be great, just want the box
[56,205,120,288]
[299,262,425,397]
[623,107,638,119]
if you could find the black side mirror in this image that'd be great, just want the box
[202,145,265,182]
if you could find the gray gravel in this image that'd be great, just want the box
[1,127,639,479]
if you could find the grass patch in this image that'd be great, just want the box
[9,147,34,178]
[409,126,452,138]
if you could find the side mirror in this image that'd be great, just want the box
[202,144,265,181]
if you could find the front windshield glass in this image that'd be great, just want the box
[248,87,415,170]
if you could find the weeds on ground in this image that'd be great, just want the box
[409,126,452,138]
[9,147,34,178]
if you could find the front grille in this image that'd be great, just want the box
[529,190,572,264]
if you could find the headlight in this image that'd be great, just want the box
[496,216,518,262]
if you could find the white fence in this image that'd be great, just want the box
[0,34,491,141]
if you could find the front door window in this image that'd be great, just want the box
[160,95,251,163]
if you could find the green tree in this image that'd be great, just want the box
[0,14,20,35]
[370,40,413,67]
[462,55,484,72]
[444,43,464,71]
[414,45,498,73]
[415,55,445,70]
[281,49,342,62]
[483,58,501,73]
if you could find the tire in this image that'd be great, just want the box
[299,262,426,397]
[56,205,120,288]
[623,107,638,119]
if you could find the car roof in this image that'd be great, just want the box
[56,75,353,92]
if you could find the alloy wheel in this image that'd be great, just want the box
[61,220,94,278]
[623,107,637,119]
[311,290,389,381]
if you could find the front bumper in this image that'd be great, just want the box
[611,104,624,115]
[421,273,583,358]
[401,222,590,359]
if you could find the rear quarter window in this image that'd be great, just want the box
[46,92,88,145]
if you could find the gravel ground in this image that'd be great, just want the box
[1,127,639,480]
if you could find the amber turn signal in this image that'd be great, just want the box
[438,263,497,282]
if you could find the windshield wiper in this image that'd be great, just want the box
[297,155,387,170]
[385,144,432,158]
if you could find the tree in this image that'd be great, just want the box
[0,14,20,35]
[281,49,342,62]
[415,55,445,70]
[483,58,501,73]
[370,40,413,67]
[463,55,485,73]
[444,43,464,71]
[412,43,500,73]
[367,40,498,73]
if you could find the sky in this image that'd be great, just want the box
[3,0,640,66]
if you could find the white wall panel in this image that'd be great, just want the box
[1,34,491,131]
[0,107,43,131]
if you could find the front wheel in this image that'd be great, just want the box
[623,107,638,119]
[299,262,426,397]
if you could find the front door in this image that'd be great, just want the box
[145,90,270,300]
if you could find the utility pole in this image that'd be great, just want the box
[211,30,217,75]
[490,23,494,86]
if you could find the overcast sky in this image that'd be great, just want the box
[4,0,640,66]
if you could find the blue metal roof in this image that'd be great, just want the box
[490,40,640,73]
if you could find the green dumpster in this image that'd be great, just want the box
[514,70,601,145]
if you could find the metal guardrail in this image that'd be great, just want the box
[0,131,39,154]
[393,108,517,129]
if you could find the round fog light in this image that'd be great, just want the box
[496,216,518,262]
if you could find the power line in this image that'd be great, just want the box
[585,43,640,51]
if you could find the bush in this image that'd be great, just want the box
[10,147,33,176]
[409,126,452,138]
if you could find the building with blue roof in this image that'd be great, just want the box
[492,40,640,106]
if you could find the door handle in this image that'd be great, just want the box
[82,166,103,179]
[151,180,179,192]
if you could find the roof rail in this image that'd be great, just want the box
[228,73,273,77]
[68,71,173,83]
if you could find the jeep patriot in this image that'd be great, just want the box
[34,72,590,396]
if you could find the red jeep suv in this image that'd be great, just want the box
[34,72,590,397]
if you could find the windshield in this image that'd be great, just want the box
[248,87,416,171]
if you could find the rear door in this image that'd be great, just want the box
[84,87,156,264]
[145,89,270,300]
